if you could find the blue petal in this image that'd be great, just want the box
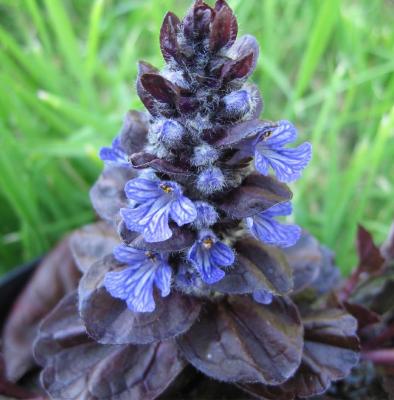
[142,203,172,243]
[170,195,197,226]
[264,120,297,147]
[99,136,129,167]
[120,205,151,232]
[255,142,312,182]
[188,243,225,284]
[154,261,172,297]
[104,264,157,313]
[263,201,292,217]
[210,242,235,267]
[253,289,273,305]
[124,178,161,202]
[247,214,301,248]
[113,244,146,265]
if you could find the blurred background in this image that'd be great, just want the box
[0,0,393,276]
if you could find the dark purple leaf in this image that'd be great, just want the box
[343,301,380,330]
[214,0,238,47]
[130,152,192,176]
[0,353,43,399]
[381,222,394,263]
[226,34,259,79]
[70,221,119,273]
[283,232,322,293]
[160,12,181,63]
[310,245,341,294]
[90,166,135,222]
[2,237,80,382]
[136,61,160,116]
[223,52,254,82]
[213,119,273,148]
[79,255,202,344]
[217,173,292,219]
[140,73,179,105]
[130,226,196,252]
[34,293,186,400]
[119,110,149,155]
[357,225,385,273]
[183,2,213,43]
[177,296,303,385]
[213,237,292,296]
[239,309,360,399]
[209,1,236,52]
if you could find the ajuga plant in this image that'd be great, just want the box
[0,1,366,399]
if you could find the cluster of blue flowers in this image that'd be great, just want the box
[100,118,311,312]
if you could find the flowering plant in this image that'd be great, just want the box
[3,1,383,399]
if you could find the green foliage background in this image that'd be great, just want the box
[0,0,393,275]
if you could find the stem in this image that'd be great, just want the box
[362,348,394,364]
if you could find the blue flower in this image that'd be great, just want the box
[104,244,172,313]
[121,178,197,243]
[188,230,235,284]
[99,136,129,168]
[245,201,301,248]
[254,120,311,182]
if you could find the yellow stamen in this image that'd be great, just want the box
[160,183,173,193]
[202,237,214,249]
[145,251,156,262]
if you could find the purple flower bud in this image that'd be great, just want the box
[196,166,225,195]
[221,89,251,120]
[191,143,219,166]
[193,201,219,228]
[157,119,185,146]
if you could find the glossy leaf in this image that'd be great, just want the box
[214,119,273,148]
[79,255,202,344]
[2,237,80,382]
[130,152,191,176]
[213,237,292,296]
[90,166,135,222]
[382,222,394,262]
[226,34,259,79]
[35,293,186,400]
[140,73,178,105]
[160,12,181,63]
[357,225,385,273]
[177,295,303,385]
[239,309,360,399]
[136,61,160,116]
[283,232,322,293]
[217,173,292,219]
[130,225,196,252]
[70,221,119,273]
[209,1,236,52]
